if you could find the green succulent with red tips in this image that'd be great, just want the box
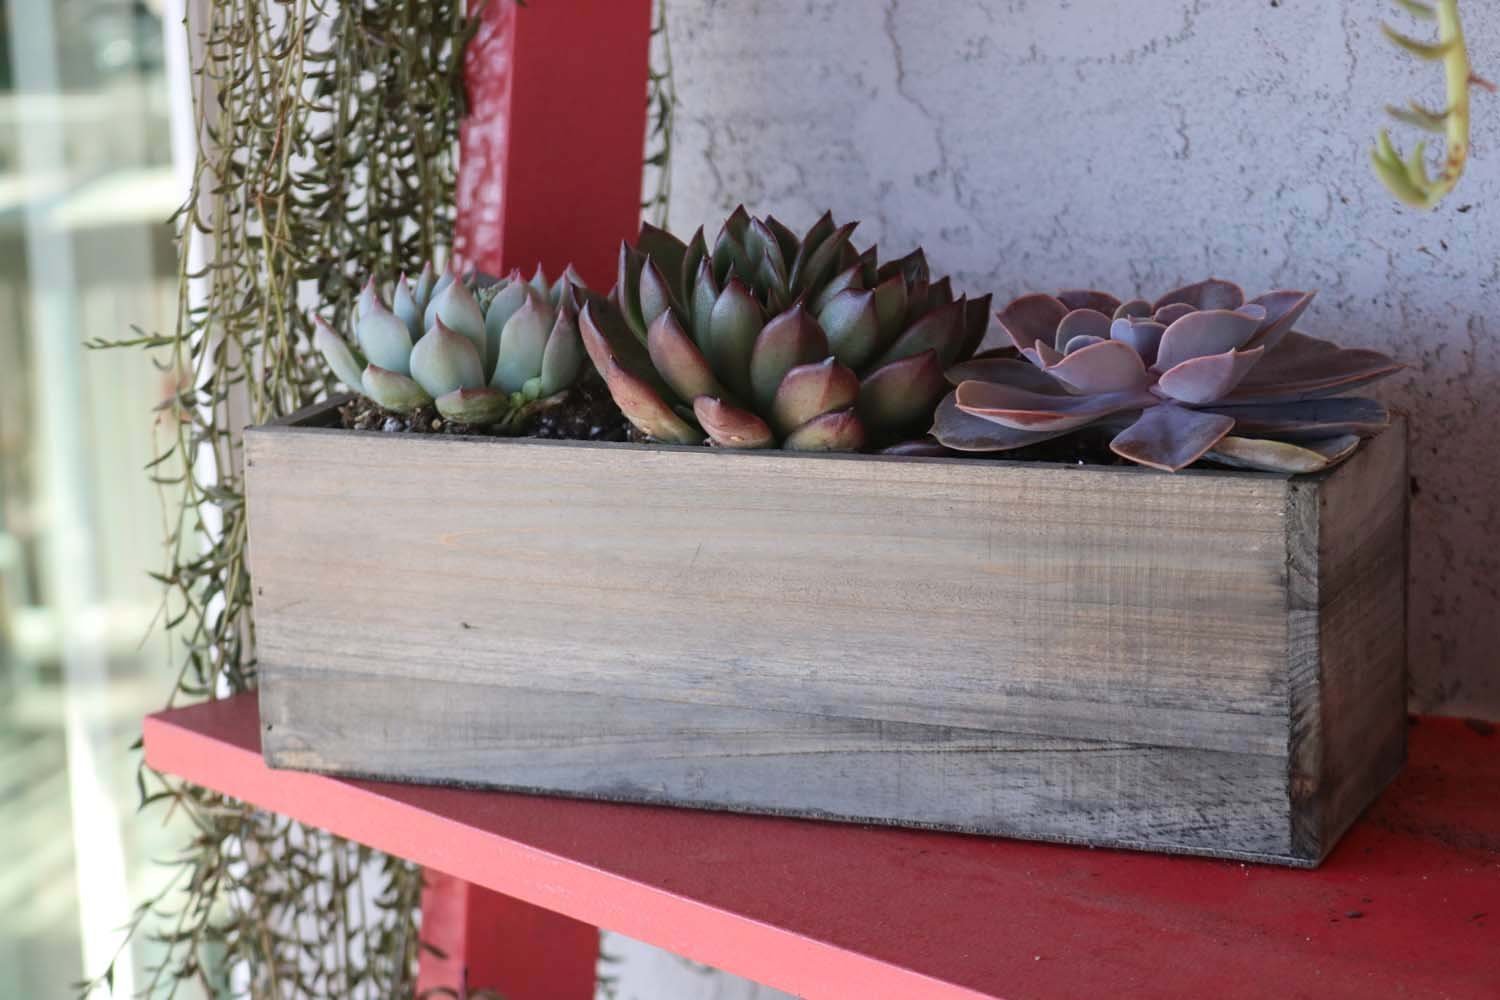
[578,207,991,450]
[933,278,1403,472]
[314,262,589,425]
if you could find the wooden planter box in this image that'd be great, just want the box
[245,397,1407,867]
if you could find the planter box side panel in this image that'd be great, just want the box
[260,668,1298,861]
[1288,419,1409,861]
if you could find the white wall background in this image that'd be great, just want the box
[665,0,1500,719]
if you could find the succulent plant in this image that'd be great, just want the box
[933,279,1402,473]
[577,207,991,450]
[314,262,589,425]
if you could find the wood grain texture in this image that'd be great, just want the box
[245,405,1409,864]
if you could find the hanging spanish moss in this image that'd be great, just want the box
[84,1,676,995]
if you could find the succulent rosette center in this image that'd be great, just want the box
[934,279,1402,473]
[579,207,991,451]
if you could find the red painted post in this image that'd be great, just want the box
[417,869,599,999]
[430,3,653,995]
[455,0,655,288]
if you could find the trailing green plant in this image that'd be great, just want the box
[934,280,1402,473]
[1370,0,1494,208]
[581,208,991,450]
[316,263,589,424]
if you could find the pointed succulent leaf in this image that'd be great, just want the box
[764,215,802,267]
[796,211,836,265]
[750,218,788,285]
[617,244,647,337]
[958,293,993,359]
[690,257,719,354]
[483,280,531,374]
[749,304,829,412]
[790,221,857,296]
[876,247,929,286]
[770,358,861,436]
[356,274,380,319]
[872,298,968,370]
[1156,346,1265,404]
[430,263,456,305]
[871,274,910,348]
[810,263,865,315]
[598,355,704,444]
[539,308,586,396]
[527,264,551,302]
[412,262,436,311]
[362,365,433,412]
[782,408,866,452]
[1022,340,1065,368]
[680,227,707,299]
[1054,308,1113,352]
[1057,289,1123,316]
[492,291,555,393]
[997,293,1068,352]
[1108,405,1235,472]
[639,255,678,331]
[1113,298,1154,320]
[955,380,1156,432]
[393,275,424,340]
[356,300,415,375]
[1223,332,1402,402]
[858,349,950,432]
[1154,309,1263,370]
[1153,278,1246,313]
[579,299,675,401]
[410,320,486,398]
[313,315,365,389]
[637,223,688,296]
[1109,317,1167,367]
[425,279,488,372]
[692,397,775,449]
[1244,289,1316,351]
[1200,397,1389,441]
[435,387,511,424]
[931,391,1077,452]
[647,310,727,404]
[1205,434,1361,474]
[819,288,884,370]
[1045,338,1152,394]
[707,277,765,401]
[943,356,1071,393]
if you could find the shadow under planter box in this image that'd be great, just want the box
[246,397,1408,867]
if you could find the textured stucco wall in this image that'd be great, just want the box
[665,0,1500,719]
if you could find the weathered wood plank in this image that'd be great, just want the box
[261,668,1296,860]
[246,430,1293,755]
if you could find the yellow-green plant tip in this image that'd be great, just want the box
[1387,101,1449,132]
[523,377,543,400]
[1381,23,1454,60]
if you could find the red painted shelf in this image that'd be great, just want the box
[144,695,1499,1000]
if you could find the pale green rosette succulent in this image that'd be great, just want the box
[314,262,589,425]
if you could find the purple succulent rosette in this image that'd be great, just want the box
[579,207,991,451]
[932,279,1402,472]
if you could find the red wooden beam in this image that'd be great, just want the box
[146,698,1500,1000]
[455,0,654,287]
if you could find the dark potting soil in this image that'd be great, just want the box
[341,381,1131,466]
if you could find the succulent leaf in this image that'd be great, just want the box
[873,298,968,369]
[819,288,883,370]
[692,396,775,449]
[749,304,829,413]
[955,380,1154,432]
[1152,278,1246,313]
[690,257,720,354]
[1109,317,1167,367]
[647,310,728,403]
[770,358,861,436]
[707,277,765,401]
[598,354,703,444]
[1044,339,1152,394]
[483,280,531,375]
[357,274,380,319]
[1154,309,1263,370]
[355,300,415,375]
[425,280,488,366]
[1244,289,1316,351]
[617,244,648,337]
[1113,298,1154,320]
[1057,289,1123,316]
[409,319,485,398]
[1205,434,1361,473]
[1152,303,1196,327]
[492,291,554,394]
[931,391,1077,452]
[434,386,511,424]
[362,364,433,412]
[393,275,424,340]
[1054,308,1114,352]
[539,307,585,397]
[858,350,951,432]
[1223,332,1404,402]
[944,355,1072,393]
[997,293,1069,352]
[639,255,678,332]
[1200,397,1390,441]
[871,274,911,348]
[810,263,865,315]
[637,224,688,292]
[313,315,365,389]
[1156,346,1265,404]
[783,407,866,452]
[1108,405,1236,472]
